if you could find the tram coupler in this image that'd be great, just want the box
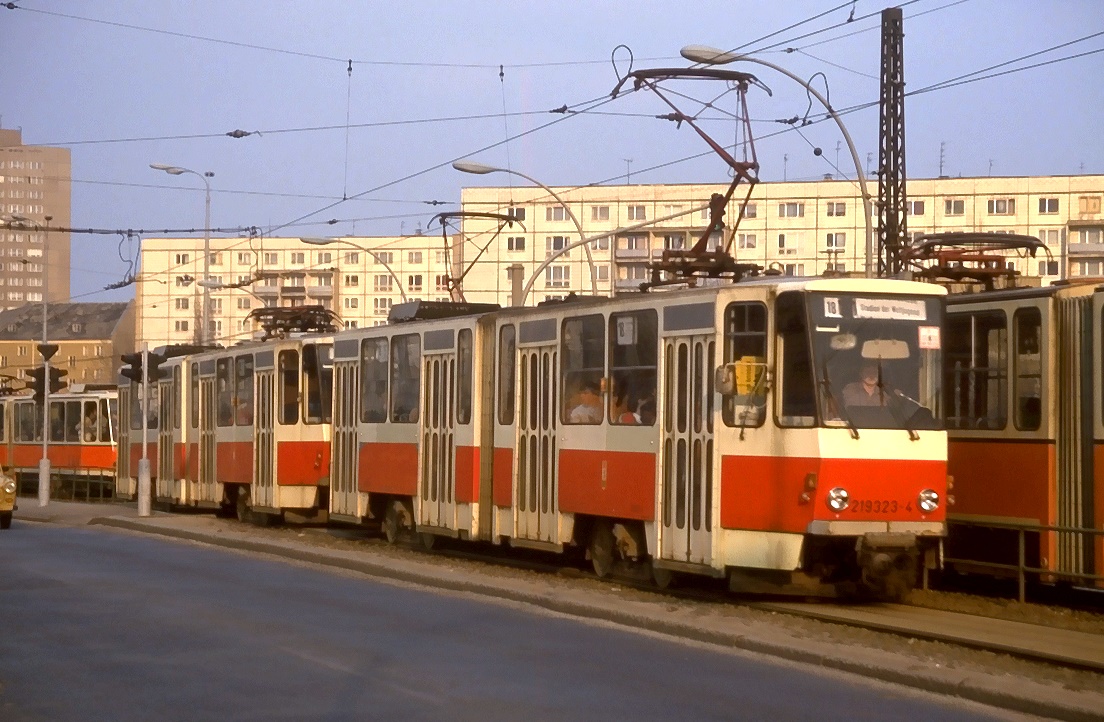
[857,532,918,600]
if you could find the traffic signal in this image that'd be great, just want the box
[120,352,143,383]
[25,367,45,405]
[146,351,167,382]
[48,367,66,393]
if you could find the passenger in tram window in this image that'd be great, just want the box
[81,408,100,442]
[635,394,657,425]
[842,362,891,407]
[610,376,632,423]
[235,396,253,426]
[364,381,387,423]
[565,377,603,424]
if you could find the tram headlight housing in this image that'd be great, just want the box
[918,489,940,513]
[2,479,14,495]
[826,487,850,512]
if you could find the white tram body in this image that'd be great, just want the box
[332,277,948,596]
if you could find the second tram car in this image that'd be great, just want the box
[943,281,1104,587]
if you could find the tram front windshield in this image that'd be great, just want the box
[800,292,943,431]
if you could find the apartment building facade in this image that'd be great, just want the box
[136,174,1102,348]
[0,128,71,310]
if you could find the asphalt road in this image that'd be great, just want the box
[1,524,1015,722]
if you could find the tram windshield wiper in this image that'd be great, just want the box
[875,359,919,441]
[820,361,858,439]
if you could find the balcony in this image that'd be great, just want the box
[1067,242,1104,256]
[253,284,279,296]
[281,284,306,296]
[307,285,334,298]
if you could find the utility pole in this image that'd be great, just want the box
[877,6,907,277]
[137,342,151,517]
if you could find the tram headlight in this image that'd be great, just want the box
[2,479,14,495]
[918,489,940,513]
[826,487,850,512]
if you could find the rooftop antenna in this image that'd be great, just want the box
[938,141,946,177]
[623,158,633,184]
[783,153,788,181]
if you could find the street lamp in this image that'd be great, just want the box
[452,161,599,295]
[1,213,54,506]
[150,164,214,342]
[300,238,408,328]
[680,45,876,278]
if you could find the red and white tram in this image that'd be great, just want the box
[331,277,947,598]
[3,388,118,493]
[943,281,1104,587]
[136,337,335,522]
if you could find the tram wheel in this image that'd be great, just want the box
[652,563,674,590]
[383,502,403,545]
[589,521,616,578]
[235,487,252,524]
[420,532,437,551]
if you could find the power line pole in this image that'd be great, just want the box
[877,6,907,277]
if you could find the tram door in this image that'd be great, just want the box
[1056,294,1094,576]
[420,350,455,528]
[116,386,131,489]
[156,376,175,500]
[330,360,359,518]
[659,334,715,565]
[515,344,557,542]
[253,368,275,509]
[198,376,217,503]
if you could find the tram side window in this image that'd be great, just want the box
[776,293,816,427]
[216,358,233,427]
[945,312,1007,429]
[721,302,768,427]
[360,338,389,423]
[172,366,182,430]
[49,401,65,442]
[80,400,98,442]
[390,334,421,423]
[457,328,473,425]
[189,364,199,430]
[235,355,254,426]
[100,399,113,442]
[303,343,334,424]
[498,325,516,425]
[608,310,657,425]
[107,398,118,441]
[561,314,605,425]
[1013,308,1042,431]
[129,381,143,431]
[279,350,300,425]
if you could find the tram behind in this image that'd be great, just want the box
[943,281,1104,588]
[332,278,947,598]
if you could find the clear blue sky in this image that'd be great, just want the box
[2,0,1101,301]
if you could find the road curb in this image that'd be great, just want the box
[92,517,1100,721]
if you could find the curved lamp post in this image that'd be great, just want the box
[680,45,875,278]
[150,164,214,341]
[452,161,599,295]
[300,238,408,310]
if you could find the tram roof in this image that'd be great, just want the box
[947,278,1104,305]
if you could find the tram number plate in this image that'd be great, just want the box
[851,499,911,513]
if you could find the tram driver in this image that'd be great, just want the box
[841,361,890,407]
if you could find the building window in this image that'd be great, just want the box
[175,320,189,332]
[826,202,846,217]
[344,252,359,264]
[344,274,359,286]
[375,251,394,265]
[1038,229,1061,246]
[314,274,332,287]
[945,199,965,215]
[663,204,684,217]
[663,233,685,251]
[209,252,223,266]
[408,251,422,264]
[779,202,804,218]
[237,252,253,264]
[508,206,526,221]
[737,233,756,249]
[408,274,423,292]
[174,298,190,310]
[290,252,305,264]
[986,198,1016,215]
[742,203,757,219]
[617,235,647,251]
[1037,260,1059,276]
[825,232,846,250]
[507,236,525,252]
[174,253,190,264]
[374,275,393,292]
[435,275,449,292]
[906,200,925,216]
[312,252,329,264]
[596,266,610,282]
[545,265,570,288]
[778,233,798,255]
[546,206,568,222]
[344,297,359,309]
[343,320,358,329]
[1038,198,1059,214]
[627,205,646,221]
[783,263,805,276]
[546,236,570,258]
[1079,196,1102,214]
[263,252,279,265]
[237,298,251,310]
[591,206,609,221]
[175,275,191,287]
[1077,228,1102,244]
[373,297,392,315]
